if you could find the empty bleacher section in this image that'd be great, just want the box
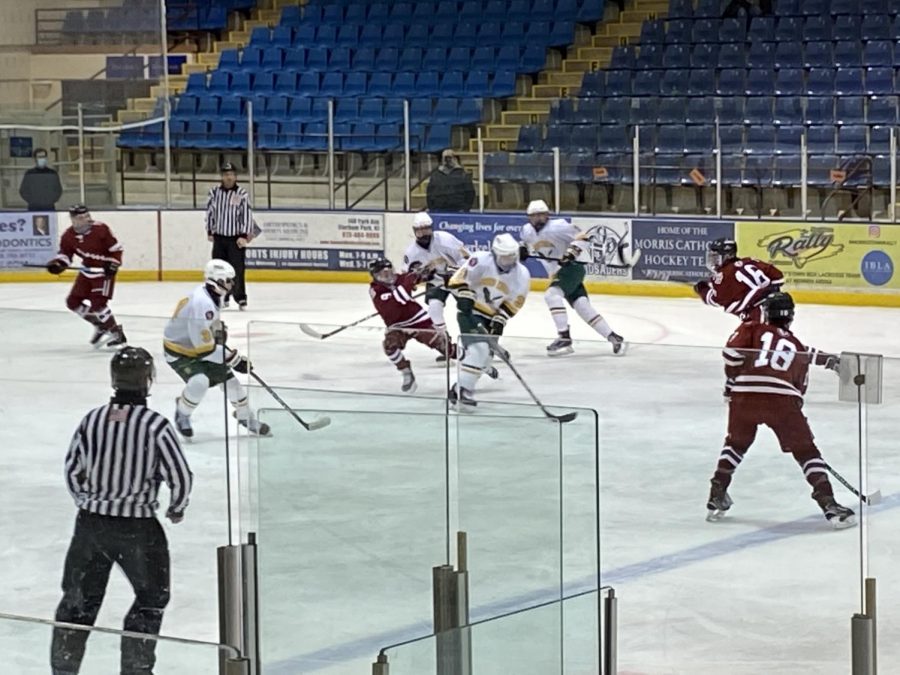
[118,0,605,158]
[493,0,900,215]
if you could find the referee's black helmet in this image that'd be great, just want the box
[111,347,155,396]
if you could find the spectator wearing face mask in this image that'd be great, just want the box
[19,148,63,212]
[426,149,476,213]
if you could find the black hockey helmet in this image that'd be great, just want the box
[706,238,738,271]
[68,204,89,216]
[763,291,795,326]
[111,347,155,396]
[368,257,395,283]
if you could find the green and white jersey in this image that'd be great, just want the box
[402,230,469,283]
[521,218,589,277]
[163,284,225,363]
[448,251,530,319]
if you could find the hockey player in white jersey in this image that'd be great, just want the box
[447,233,530,408]
[520,200,626,356]
[402,212,470,342]
[163,259,270,438]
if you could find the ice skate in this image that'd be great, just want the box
[237,416,272,437]
[174,401,194,439]
[484,365,500,380]
[608,332,627,356]
[706,478,733,522]
[104,327,127,348]
[546,335,574,357]
[448,383,476,410]
[814,492,857,529]
[401,367,417,393]
[90,326,109,349]
[238,300,247,311]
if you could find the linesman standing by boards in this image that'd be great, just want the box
[206,162,253,310]
[51,347,193,675]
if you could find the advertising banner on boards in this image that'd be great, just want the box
[631,218,735,282]
[0,212,58,268]
[246,211,384,271]
[736,221,898,289]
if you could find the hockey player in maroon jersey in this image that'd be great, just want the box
[707,292,855,529]
[693,238,784,322]
[46,205,126,348]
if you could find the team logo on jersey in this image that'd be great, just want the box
[757,227,844,269]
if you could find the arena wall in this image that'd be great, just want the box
[1,209,898,308]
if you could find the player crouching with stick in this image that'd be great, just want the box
[369,258,459,393]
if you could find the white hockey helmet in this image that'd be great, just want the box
[491,233,520,272]
[413,211,433,229]
[205,258,236,295]
[526,199,550,216]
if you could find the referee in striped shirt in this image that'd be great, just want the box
[51,347,192,675]
[206,162,253,310]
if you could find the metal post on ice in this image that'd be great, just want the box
[715,120,722,219]
[552,145,561,212]
[403,99,411,210]
[477,127,485,213]
[77,104,86,204]
[800,130,808,219]
[246,101,255,205]
[327,99,335,210]
[158,0,172,207]
[890,128,897,222]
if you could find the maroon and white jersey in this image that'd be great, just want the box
[370,272,429,329]
[52,222,123,280]
[723,321,831,399]
[698,258,784,320]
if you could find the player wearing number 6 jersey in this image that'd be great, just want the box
[694,238,784,322]
[707,292,855,529]
[369,258,458,394]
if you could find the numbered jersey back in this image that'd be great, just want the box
[712,257,784,319]
[724,322,811,398]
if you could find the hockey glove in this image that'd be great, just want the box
[823,354,841,373]
[693,280,711,297]
[476,323,510,362]
[226,349,251,374]
[166,509,184,524]
[46,259,67,275]
[488,314,506,336]
[518,245,530,262]
[104,261,120,277]
[560,246,579,265]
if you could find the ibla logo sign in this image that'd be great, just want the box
[757,227,844,269]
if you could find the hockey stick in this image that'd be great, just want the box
[824,462,882,505]
[530,251,638,270]
[300,289,428,340]
[23,262,87,272]
[477,330,577,424]
[250,371,331,431]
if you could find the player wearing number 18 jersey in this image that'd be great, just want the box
[694,238,784,322]
[707,292,855,529]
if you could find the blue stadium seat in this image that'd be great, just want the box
[602,97,631,124]
[577,0,605,23]
[459,1,483,21]
[802,16,832,41]
[186,72,206,93]
[867,96,898,123]
[424,124,452,153]
[253,73,275,94]
[334,100,358,123]
[262,48,283,71]
[431,98,459,123]
[218,50,240,72]
[666,19,692,44]
[287,96,312,121]
[830,0,862,14]
[804,97,834,125]
[835,68,865,95]
[774,69,804,96]
[492,71,516,97]
[435,0,459,20]
[774,125,803,154]
[598,126,631,152]
[773,155,801,187]
[175,94,199,118]
[806,154,839,187]
[447,47,471,71]
[745,126,775,154]
[747,42,775,69]
[316,25,337,47]
[685,125,714,153]
[322,4,343,23]
[208,121,237,149]
[272,26,292,48]
[417,71,441,97]
[376,48,399,72]
[284,49,305,71]
[692,19,719,44]
[293,24,315,47]
[423,48,447,72]
[382,24,406,46]
[695,0,723,17]
[634,70,662,96]
[459,97,483,123]
[484,152,511,182]
[774,43,803,69]
[454,22,479,48]
[744,97,774,125]
[516,124,542,152]
[230,72,252,95]
[834,20,862,47]
[668,0,693,19]
[807,126,836,153]
[280,6,301,26]
[775,17,802,42]
[773,97,802,126]
[719,18,745,42]
[636,44,662,69]
[473,47,496,71]
[181,121,209,149]
[633,98,659,125]
[345,72,367,97]
[219,97,242,121]
[655,125,686,154]
[806,68,835,95]
[862,0,890,14]
[274,71,297,94]
[240,46,264,71]
[835,97,866,124]
[573,98,601,124]
[863,41,894,67]
[337,26,359,47]
[640,20,666,44]
[861,15,891,40]
[663,45,691,69]
[545,123,573,150]
[800,0,829,15]
[688,69,715,95]
[657,97,687,124]
[297,122,328,152]
[353,47,375,71]
[804,42,833,69]
[409,97,432,123]
[521,45,547,72]
[441,71,465,97]
[865,67,894,95]
[262,96,289,121]
[257,121,285,151]
[718,43,747,68]
[686,97,715,124]
[748,16,776,42]
[837,125,867,153]
[607,70,634,96]
[869,125,892,153]
[743,154,774,188]
[305,46,327,71]
[466,72,491,97]
[345,4,367,23]
[660,69,690,95]
[359,25,382,47]
[298,72,320,95]
[329,48,351,72]
[717,97,745,125]
[548,21,575,47]
[611,46,637,69]
[396,46,421,71]
[527,21,552,41]
[746,69,775,95]
[691,44,718,69]
[358,98,384,123]
[835,41,864,68]
[319,72,343,97]
[432,23,456,44]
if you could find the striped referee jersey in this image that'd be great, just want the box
[206,184,252,238]
[65,403,192,518]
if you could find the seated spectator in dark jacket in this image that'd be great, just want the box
[426,149,476,213]
[19,148,63,211]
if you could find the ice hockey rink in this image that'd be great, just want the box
[1,280,898,674]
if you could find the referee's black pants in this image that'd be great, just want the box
[211,235,247,305]
[51,511,170,675]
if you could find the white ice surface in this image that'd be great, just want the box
[0,281,898,674]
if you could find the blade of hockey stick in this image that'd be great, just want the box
[299,323,326,339]
[250,371,330,431]
[553,411,579,423]
[305,416,332,430]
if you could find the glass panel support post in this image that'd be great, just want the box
[552,145,561,212]
[217,537,260,675]
[246,101,255,206]
[632,127,640,215]
[801,130,808,219]
[851,613,875,675]
[432,531,471,675]
[327,99,335,210]
[477,129,485,213]
[602,587,617,675]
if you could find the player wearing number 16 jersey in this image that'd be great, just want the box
[693,238,784,322]
[707,292,855,529]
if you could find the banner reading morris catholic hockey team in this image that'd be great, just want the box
[430,212,633,280]
[0,212,58,268]
[246,211,384,271]
[631,218,735,282]
[736,221,899,289]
